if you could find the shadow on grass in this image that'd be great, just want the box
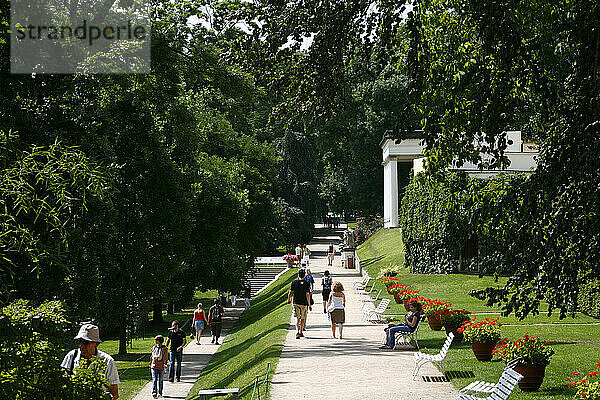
[360,255,385,268]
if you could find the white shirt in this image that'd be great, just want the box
[61,348,121,385]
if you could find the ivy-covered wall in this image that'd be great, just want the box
[399,171,528,275]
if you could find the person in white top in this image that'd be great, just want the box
[61,324,120,399]
[326,281,346,339]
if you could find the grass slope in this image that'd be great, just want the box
[357,228,599,400]
[186,269,295,400]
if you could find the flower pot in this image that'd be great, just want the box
[427,315,442,331]
[513,364,546,392]
[444,327,463,343]
[403,299,410,311]
[384,272,397,277]
[393,294,403,304]
[471,341,497,361]
[286,259,295,267]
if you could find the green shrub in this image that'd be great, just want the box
[578,279,600,318]
[0,299,108,400]
[355,215,383,245]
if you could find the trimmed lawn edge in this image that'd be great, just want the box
[186,269,295,400]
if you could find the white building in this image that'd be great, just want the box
[380,130,538,228]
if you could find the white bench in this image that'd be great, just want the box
[393,314,426,350]
[456,368,523,400]
[197,388,239,399]
[458,358,524,395]
[412,332,454,379]
[363,298,391,322]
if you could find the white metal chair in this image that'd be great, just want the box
[358,280,376,296]
[412,332,454,379]
[360,289,382,309]
[456,368,523,400]
[458,358,524,396]
[353,275,370,289]
[354,277,373,292]
[363,298,391,322]
[393,314,426,350]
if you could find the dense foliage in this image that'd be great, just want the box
[354,216,383,245]
[0,300,108,399]
[403,0,600,319]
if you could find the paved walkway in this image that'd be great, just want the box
[270,224,458,400]
[131,307,244,400]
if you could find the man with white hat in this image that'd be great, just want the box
[61,323,120,399]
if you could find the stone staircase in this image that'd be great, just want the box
[243,266,288,297]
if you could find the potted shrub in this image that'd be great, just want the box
[377,265,400,278]
[458,318,502,361]
[381,276,400,288]
[397,289,420,310]
[493,334,555,391]
[423,299,452,331]
[387,284,408,303]
[282,253,297,267]
[438,309,471,342]
[568,362,600,399]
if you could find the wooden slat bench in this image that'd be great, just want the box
[197,388,239,400]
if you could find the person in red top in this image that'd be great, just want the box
[150,335,169,398]
[193,303,208,345]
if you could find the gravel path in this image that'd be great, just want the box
[270,224,458,400]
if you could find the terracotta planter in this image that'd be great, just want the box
[392,294,403,304]
[444,327,464,343]
[403,299,410,311]
[513,364,546,391]
[427,315,442,331]
[470,341,497,361]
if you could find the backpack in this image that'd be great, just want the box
[152,345,165,361]
[322,276,332,290]
[210,306,223,322]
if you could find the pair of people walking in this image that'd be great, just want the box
[191,300,225,346]
[288,268,346,340]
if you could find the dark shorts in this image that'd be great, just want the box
[331,309,345,324]
[322,289,331,301]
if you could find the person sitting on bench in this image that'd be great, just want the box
[379,300,422,349]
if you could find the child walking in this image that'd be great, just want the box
[150,335,169,398]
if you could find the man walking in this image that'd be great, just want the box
[287,269,311,339]
[165,320,186,382]
[61,324,120,399]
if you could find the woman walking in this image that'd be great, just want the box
[327,281,346,339]
[193,303,208,345]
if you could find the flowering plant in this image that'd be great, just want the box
[492,334,555,366]
[568,362,600,399]
[381,277,400,288]
[438,308,471,329]
[422,298,453,317]
[387,283,408,295]
[282,253,297,261]
[396,289,420,300]
[458,318,501,343]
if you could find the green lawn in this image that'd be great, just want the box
[99,291,218,400]
[186,270,295,399]
[357,228,599,399]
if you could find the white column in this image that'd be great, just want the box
[383,159,399,228]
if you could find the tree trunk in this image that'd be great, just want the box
[152,299,163,323]
[118,316,128,355]
[167,300,175,315]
